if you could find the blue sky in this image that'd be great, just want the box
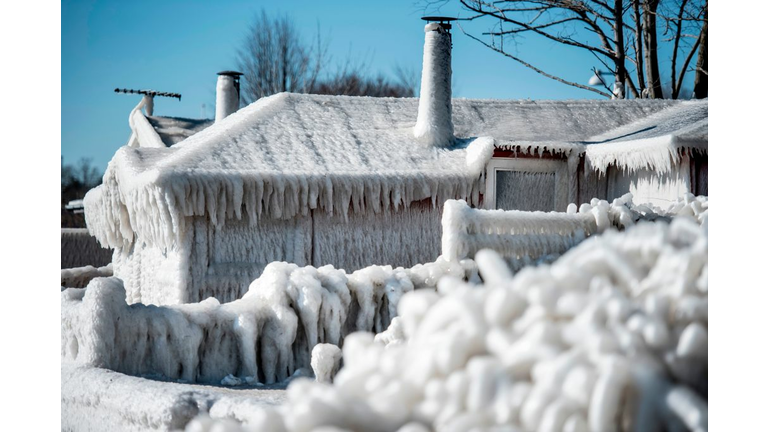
[62,0,689,172]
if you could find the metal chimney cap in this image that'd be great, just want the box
[421,16,457,23]
[217,71,243,77]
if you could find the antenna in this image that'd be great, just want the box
[114,88,182,101]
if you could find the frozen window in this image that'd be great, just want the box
[495,170,556,211]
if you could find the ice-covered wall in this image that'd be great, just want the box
[191,217,707,432]
[112,201,444,306]
[187,215,313,304]
[61,259,471,385]
[111,235,191,305]
[312,201,442,272]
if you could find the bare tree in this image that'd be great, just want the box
[691,2,707,98]
[61,157,103,227]
[659,0,707,98]
[311,71,415,97]
[236,11,416,102]
[433,0,706,99]
[236,11,325,103]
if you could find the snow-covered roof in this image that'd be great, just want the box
[86,92,707,250]
[145,116,213,146]
[492,98,708,173]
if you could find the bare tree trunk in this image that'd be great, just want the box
[642,0,664,98]
[693,4,708,98]
[670,0,689,99]
[613,0,632,98]
[633,0,646,95]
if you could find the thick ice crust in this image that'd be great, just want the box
[61,260,472,385]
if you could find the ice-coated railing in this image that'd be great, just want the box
[441,199,599,265]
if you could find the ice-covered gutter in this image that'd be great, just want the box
[493,100,708,174]
[584,133,707,174]
[126,96,165,149]
[494,136,706,175]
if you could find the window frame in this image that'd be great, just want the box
[484,157,570,211]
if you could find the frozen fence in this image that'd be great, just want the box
[441,200,599,267]
[61,260,471,385]
[440,194,707,269]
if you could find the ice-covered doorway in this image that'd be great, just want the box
[484,157,569,211]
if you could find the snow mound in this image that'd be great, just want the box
[61,261,474,385]
[311,344,342,383]
[190,217,707,431]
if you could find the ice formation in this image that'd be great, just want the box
[84,93,497,253]
[414,22,454,147]
[490,100,708,176]
[85,93,706,255]
[83,90,705,308]
[311,344,342,383]
[441,194,708,269]
[61,260,472,385]
[187,217,707,432]
[127,95,165,149]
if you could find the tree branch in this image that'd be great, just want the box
[460,0,616,59]
[462,28,612,98]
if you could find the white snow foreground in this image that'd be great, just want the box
[61,362,287,432]
[442,193,708,268]
[186,218,707,432]
[61,260,473,385]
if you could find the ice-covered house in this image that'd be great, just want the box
[85,18,707,306]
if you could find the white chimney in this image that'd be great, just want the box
[414,17,455,147]
[215,71,243,122]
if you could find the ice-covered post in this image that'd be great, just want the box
[215,71,243,122]
[142,95,154,116]
[414,17,455,147]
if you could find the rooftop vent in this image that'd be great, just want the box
[216,71,243,122]
[414,16,456,147]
